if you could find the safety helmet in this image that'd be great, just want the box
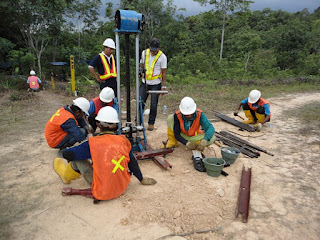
[179,97,196,115]
[103,38,116,49]
[248,89,261,103]
[30,70,36,75]
[72,97,90,115]
[95,106,119,123]
[99,87,115,103]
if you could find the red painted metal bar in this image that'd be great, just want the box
[236,165,252,223]
[62,187,94,199]
[134,148,173,160]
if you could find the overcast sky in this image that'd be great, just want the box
[103,0,320,17]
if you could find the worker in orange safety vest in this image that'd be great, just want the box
[54,106,156,201]
[27,70,42,91]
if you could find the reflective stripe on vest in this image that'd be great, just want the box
[175,109,204,137]
[29,76,39,89]
[89,135,132,200]
[145,49,163,80]
[248,98,270,111]
[44,107,78,148]
[99,53,117,80]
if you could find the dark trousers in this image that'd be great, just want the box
[99,78,117,98]
[88,114,98,132]
[139,82,161,125]
[243,103,266,122]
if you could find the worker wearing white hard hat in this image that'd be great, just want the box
[54,106,157,201]
[162,97,216,172]
[87,87,119,133]
[45,97,92,149]
[88,38,117,93]
[27,70,42,92]
[234,89,271,132]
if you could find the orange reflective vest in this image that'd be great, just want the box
[44,107,78,148]
[248,98,270,111]
[99,53,117,81]
[176,109,204,137]
[92,97,114,115]
[89,134,132,200]
[145,49,163,80]
[29,76,39,89]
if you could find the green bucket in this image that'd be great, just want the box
[202,158,226,177]
[220,147,240,164]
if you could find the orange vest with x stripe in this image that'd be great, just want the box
[89,134,131,200]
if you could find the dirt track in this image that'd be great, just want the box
[0,90,319,240]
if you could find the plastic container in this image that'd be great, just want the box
[163,105,167,114]
[202,158,226,177]
[220,146,240,164]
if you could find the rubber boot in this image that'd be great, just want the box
[53,158,81,184]
[242,110,255,124]
[255,113,265,123]
[161,127,178,148]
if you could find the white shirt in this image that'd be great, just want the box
[140,49,167,85]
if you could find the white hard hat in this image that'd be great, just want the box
[73,97,90,115]
[30,70,36,75]
[179,97,196,115]
[103,38,116,49]
[95,106,119,123]
[248,90,261,103]
[100,87,115,103]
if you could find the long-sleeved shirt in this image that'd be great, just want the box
[60,105,88,143]
[62,133,143,181]
[173,111,215,145]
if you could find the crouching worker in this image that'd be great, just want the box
[162,97,215,172]
[54,106,157,201]
[234,89,271,132]
[44,97,91,149]
[88,87,118,134]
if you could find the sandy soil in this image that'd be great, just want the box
[0,90,319,240]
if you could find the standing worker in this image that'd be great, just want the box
[44,97,91,149]
[88,38,117,95]
[54,107,157,201]
[139,38,167,131]
[234,89,271,132]
[162,97,215,172]
[88,87,118,134]
[27,70,42,92]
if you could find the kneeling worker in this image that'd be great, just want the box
[88,87,118,133]
[44,97,91,149]
[162,97,215,172]
[54,106,156,201]
[234,89,271,131]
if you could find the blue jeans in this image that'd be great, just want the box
[139,82,161,125]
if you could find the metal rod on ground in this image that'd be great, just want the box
[220,131,274,156]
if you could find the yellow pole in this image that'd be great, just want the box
[51,75,55,89]
[70,55,76,96]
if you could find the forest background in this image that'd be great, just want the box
[0,0,319,103]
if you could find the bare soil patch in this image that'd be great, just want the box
[0,90,319,240]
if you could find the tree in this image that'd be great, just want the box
[193,0,252,62]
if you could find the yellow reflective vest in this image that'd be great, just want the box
[99,53,117,81]
[145,49,163,80]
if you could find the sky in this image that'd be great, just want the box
[103,0,320,17]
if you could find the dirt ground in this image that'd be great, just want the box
[0,90,319,240]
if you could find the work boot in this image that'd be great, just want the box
[53,158,81,184]
[161,127,178,148]
[242,110,255,124]
[147,124,154,131]
[192,156,206,172]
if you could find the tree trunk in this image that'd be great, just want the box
[219,3,226,62]
[244,51,251,74]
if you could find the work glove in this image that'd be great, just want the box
[140,177,157,185]
[186,141,198,150]
[87,133,93,138]
[254,123,262,132]
[197,139,207,152]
